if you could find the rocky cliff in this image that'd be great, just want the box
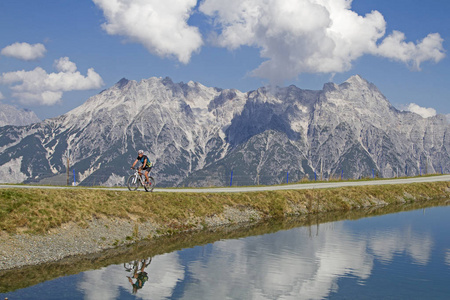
[0,75,448,186]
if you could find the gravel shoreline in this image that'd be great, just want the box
[0,207,262,270]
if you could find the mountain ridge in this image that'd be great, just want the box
[0,75,448,186]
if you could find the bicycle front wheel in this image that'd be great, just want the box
[144,176,155,192]
[127,175,140,191]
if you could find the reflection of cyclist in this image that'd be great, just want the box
[126,258,151,294]
[131,150,152,185]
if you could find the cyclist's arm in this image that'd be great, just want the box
[131,159,138,168]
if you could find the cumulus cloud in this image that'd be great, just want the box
[54,56,78,73]
[376,31,445,70]
[0,57,104,105]
[199,0,445,83]
[93,0,203,64]
[406,103,437,118]
[369,228,433,265]
[1,42,47,61]
[91,0,444,83]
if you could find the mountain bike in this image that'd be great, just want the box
[127,168,155,192]
[124,258,152,273]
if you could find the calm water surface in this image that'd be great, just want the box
[2,205,450,299]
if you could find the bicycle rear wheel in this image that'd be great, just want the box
[144,176,155,192]
[127,175,140,191]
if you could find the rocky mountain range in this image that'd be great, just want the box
[0,75,448,186]
[0,103,40,127]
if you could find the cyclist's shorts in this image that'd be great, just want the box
[143,166,152,172]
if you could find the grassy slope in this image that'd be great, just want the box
[1,181,449,234]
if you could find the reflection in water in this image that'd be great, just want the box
[3,205,449,299]
[75,210,444,300]
[125,258,152,294]
[180,222,435,299]
[78,252,185,300]
[369,227,433,265]
[182,223,374,300]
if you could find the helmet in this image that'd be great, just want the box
[138,150,144,154]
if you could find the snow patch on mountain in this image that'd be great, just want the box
[103,173,125,187]
[0,157,28,183]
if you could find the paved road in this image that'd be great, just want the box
[1,175,449,193]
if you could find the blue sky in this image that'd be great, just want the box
[0,0,448,120]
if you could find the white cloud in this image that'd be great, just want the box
[376,31,445,70]
[1,42,47,61]
[199,0,445,84]
[0,57,104,106]
[182,223,374,300]
[93,0,203,64]
[0,91,4,100]
[369,228,433,265]
[54,56,78,73]
[90,0,444,83]
[406,103,437,118]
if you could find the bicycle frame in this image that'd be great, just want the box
[132,169,145,185]
[127,168,155,192]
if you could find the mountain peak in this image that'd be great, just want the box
[115,78,130,89]
[161,76,174,86]
[344,74,367,85]
[339,75,381,94]
[0,103,41,126]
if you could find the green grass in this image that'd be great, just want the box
[0,180,449,235]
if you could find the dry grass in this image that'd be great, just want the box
[1,181,449,234]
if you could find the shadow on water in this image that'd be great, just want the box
[1,198,449,293]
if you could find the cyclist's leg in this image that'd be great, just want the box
[144,169,150,184]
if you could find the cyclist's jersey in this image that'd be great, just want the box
[137,155,152,168]
[133,272,149,289]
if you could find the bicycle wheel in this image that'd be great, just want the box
[124,261,136,272]
[127,175,140,191]
[144,176,155,192]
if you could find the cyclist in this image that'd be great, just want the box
[131,150,152,185]
[126,258,152,294]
